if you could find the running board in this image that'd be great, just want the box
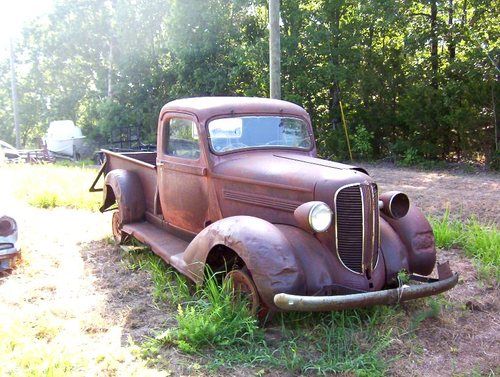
[121,221,189,272]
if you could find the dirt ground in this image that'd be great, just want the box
[0,164,498,376]
[361,163,500,224]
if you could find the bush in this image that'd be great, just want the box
[401,147,423,166]
[489,150,500,171]
[352,125,374,160]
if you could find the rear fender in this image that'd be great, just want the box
[101,169,146,224]
[182,216,306,309]
[382,205,436,276]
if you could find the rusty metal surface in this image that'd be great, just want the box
[181,216,306,309]
[91,96,454,312]
[273,272,459,312]
[102,149,157,214]
[379,191,410,219]
[379,218,410,286]
[0,215,20,272]
[382,205,437,276]
[102,169,146,224]
[160,97,310,126]
[156,112,210,234]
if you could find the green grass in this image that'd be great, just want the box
[120,245,416,376]
[122,246,260,353]
[121,243,192,304]
[431,209,465,249]
[208,308,397,376]
[1,163,101,211]
[430,210,499,281]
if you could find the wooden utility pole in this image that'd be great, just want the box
[9,38,20,149]
[107,37,114,98]
[269,0,281,99]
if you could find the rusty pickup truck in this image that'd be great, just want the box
[90,97,457,314]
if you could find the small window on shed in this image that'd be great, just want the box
[163,118,200,159]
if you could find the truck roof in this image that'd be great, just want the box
[161,97,309,122]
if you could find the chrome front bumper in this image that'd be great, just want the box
[274,263,458,312]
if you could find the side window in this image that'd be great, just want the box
[163,118,200,159]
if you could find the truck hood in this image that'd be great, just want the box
[212,152,372,194]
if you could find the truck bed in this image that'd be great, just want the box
[102,149,158,213]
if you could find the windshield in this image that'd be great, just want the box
[208,116,312,153]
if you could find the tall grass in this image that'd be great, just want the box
[1,163,101,211]
[121,243,191,304]
[431,209,465,248]
[431,210,499,281]
[121,246,402,376]
[122,246,260,354]
[166,272,260,354]
[209,307,397,376]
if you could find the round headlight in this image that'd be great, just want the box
[308,202,333,232]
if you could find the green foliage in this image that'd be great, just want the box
[210,307,397,376]
[1,0,497,162]
[397,269,411,285]
[462,220,500,281]
[29,191,59,209]
[410,298,442,332]
[401,148,423,166]
[122,245,405,376]
[352,125,374,160]
[121,243,191,304]
[122,246,260,354]
[431,209,465,249]
[489,150,500,171]
[431,212,499,281]
[173,274,260,353]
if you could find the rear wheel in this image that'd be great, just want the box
[111,211,128,245]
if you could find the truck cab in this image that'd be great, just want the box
[92,97,457,315]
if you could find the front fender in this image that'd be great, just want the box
[380,217,410,286]
[101,169,146,224]
[382,205,436,276]
[182,216,306,309]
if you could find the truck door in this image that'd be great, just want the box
[157,115,209,234]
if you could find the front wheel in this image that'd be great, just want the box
[225,267,270,321]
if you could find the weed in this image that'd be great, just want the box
[210,307,398,376]
[352,125,374,160]
[397,269,411,285]
[122,243,409,376]
[121,244,191,304]
[430,209,464,249]
[30,191,59,208]
[401,147,422,166]
[430,211,499,281]
[410,298,442,332]
[462,220,499,281]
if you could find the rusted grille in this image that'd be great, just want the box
[335,185,363,273]
[335,183,379,274]
[371,184,380,269]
